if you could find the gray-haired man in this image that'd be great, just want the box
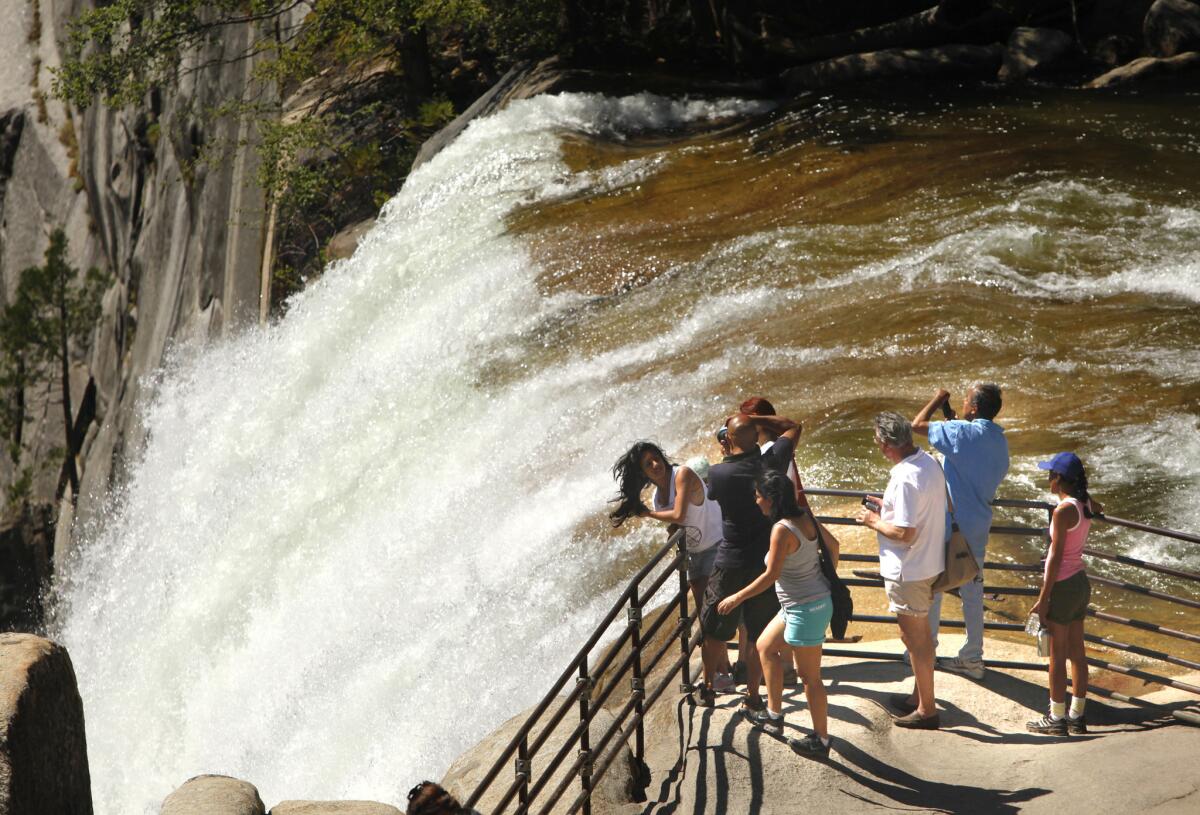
[913,383,1009,680]
[859,412,946,729]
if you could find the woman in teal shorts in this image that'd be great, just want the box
[718,471,839,757]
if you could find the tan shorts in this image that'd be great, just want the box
[885,576,937,617]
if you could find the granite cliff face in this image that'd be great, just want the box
[0,1,283,601]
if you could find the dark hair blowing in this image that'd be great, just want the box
[1057,467,1094,519]
[755,470,802,525]
[609,441,671,527]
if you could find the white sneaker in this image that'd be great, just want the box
[713,672,736,693]
[939,656,986,680]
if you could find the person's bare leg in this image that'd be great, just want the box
[793,644,827,739]
[756,616,788,713]
[702,637,726,687]
[744,627,765,702]
[736,623,750,677]
[1067,619,1088,699]
[1047,620,1069,705]
[905,610,938,707]
[897,614,936,717]
[689,577,708,620]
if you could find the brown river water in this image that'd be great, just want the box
[510,83,1200,672]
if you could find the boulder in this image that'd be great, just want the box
[781,44,1005,92]
[1091,34,1142,68]
[160,775,265,815]
[998,27,1078,81]
[442,700,639,815]
[1145,0,1200,57]
[0,633,91,815]
[325,219,375,262]
[1086,50,1200,86]
[269,802,401,815]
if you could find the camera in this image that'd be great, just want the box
[861,496,882,513]
[939,394,957,420]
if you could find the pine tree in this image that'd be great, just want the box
[0,230,108,505]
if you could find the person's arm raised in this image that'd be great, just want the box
[912,389,951,437]
[749,414,801,445]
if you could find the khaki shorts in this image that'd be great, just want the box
[885,576,937,617]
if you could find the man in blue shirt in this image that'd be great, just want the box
[913,383,1009,681]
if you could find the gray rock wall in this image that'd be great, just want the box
[0,2,285,580]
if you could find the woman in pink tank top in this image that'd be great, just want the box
[1028,452,1103,737]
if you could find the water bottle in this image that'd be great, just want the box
[1025,613,1052,657]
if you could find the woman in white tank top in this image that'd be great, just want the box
[609,441,729,701]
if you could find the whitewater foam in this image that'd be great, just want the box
[53,93,769,815]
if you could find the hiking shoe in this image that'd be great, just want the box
[1026,714,1068,736]
[739,694,766,719]
[894,711,940,730]
[712,672,736,693]
[888,693,918,716]
[939,656,986,680]
[789,733,831,758]
[1066,715,1087,735]
[697,685,716,708]
[749,708,785,736]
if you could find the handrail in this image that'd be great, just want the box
[462,487,1199,814]
[464,530,692,814]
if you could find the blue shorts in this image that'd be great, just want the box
[687,546,719,582]
[781,597,832,647]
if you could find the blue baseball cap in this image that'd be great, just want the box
[1037,452,1084,481]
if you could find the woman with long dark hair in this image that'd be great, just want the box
[610,441,727,702]
[717,470,839,757]
[1028,452,1102,736]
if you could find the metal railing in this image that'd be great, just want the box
[463,529,696,815]
[807,488,1200,698]
[464,489,1200,814]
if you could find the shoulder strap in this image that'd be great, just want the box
[937,458,957,523]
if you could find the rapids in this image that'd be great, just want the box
[53,85,1199,813]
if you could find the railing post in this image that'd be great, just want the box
[576,664,593,815]
[516,734,531,811]
[676,534,693,695]
[629,587,646,771]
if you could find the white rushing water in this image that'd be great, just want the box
[53,93,770,814]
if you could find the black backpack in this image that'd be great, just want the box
[810,512,853,638]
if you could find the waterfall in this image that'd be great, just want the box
[53,92,770,814]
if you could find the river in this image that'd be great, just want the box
[52,84,1199,813]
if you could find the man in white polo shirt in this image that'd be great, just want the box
[858,411,947,729]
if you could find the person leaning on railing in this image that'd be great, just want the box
[609,441,731,703]
[1027,452,1103,737]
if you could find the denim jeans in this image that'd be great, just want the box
[928,574,985,662]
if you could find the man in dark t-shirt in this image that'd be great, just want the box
[700,411,801,713]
